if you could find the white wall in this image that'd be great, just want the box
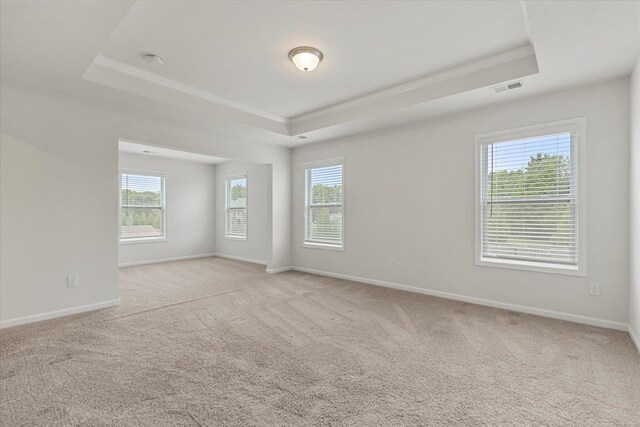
[214,161,270,264]
[630,58,640,346]
[1,122,119,324]
[1,76,632,330]
[118,152,216,266]
[292,78,630,326]
[0,84,290,326]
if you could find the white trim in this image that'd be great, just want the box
[474,117,587,276]
[89,46,536,138]
[118,253,216,267]
[628,325,640,354]
[224,235,248,241]
[302,241,345,251]
[213,252,267,266]
[0,298,121,329]
[289,266,627,331]
[476,258,582,277]
[290,45,535,124]
[119,236,167,245]
[93,55,287,124]
[302,157,345,250]
[266,266,293,274]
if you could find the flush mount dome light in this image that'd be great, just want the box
[288,46,323,72]
[142,54,164,65]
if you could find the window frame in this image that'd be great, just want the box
[302,158,345,251]
[224,173,248,241]
[118,169,167,244]
[474,118,587,276]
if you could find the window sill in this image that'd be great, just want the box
[476,257,585,276]
[303,241,344,251]
[224,235,247,241]
[119,237,167,245]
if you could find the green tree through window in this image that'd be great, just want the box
[481,131,577,267]
[304,162,343,246]
[120,173,164,239]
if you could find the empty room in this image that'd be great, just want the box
[1,0,639,425]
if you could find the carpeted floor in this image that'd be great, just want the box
[1,257,639,425]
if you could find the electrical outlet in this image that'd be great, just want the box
[67,275,78,288]
[589,282,600,296]
[390,259,396,269]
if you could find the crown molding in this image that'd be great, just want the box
[83,45,537,138]
[290,45,535,126]
[93,55,287,124]
[288,45,538,136]
[83,56,290,135]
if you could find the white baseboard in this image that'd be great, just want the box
[119,253,216,267]
[266,266,293,274]
[629,325,640,354]
[213,253,288,273]
[213,253,268,266]
[0,298,121,329]
[291,266,629,331]
[4,260,635,347]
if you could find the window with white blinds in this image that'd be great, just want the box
[304,159,343,249]
[225,174,247,239]
[120,172,166,241]
[476,119,585,275]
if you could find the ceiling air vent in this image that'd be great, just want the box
[492,81,523,94]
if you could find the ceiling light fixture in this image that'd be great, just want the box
[288,47,323,72]
[142,54,164,65]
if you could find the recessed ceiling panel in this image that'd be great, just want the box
[98,0,529,118]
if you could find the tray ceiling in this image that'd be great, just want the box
[2,1,638,146]
[83,1,539,136]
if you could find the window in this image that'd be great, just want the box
[225,174,247,239]
[120,171,166,242]
[475,119,586,275]
[304,159,344,249]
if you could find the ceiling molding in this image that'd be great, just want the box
[84,45,538,137]
[83,56,290,135]
[94,55,287,124]
[290,45,535,125]
[4,0,639,148]
[289,45,539,135]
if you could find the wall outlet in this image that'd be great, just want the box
[67,275,78,288]
[390,259,396,269]
[589,282,600,296]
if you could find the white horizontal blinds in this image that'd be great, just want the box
[226,176,247,237]
[120,173,164,239]
[304,162,343,246]
[481,131,578,267]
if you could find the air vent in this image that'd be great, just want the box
[492,80,523,94]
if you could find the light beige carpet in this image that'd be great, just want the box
[1,257,639,425]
